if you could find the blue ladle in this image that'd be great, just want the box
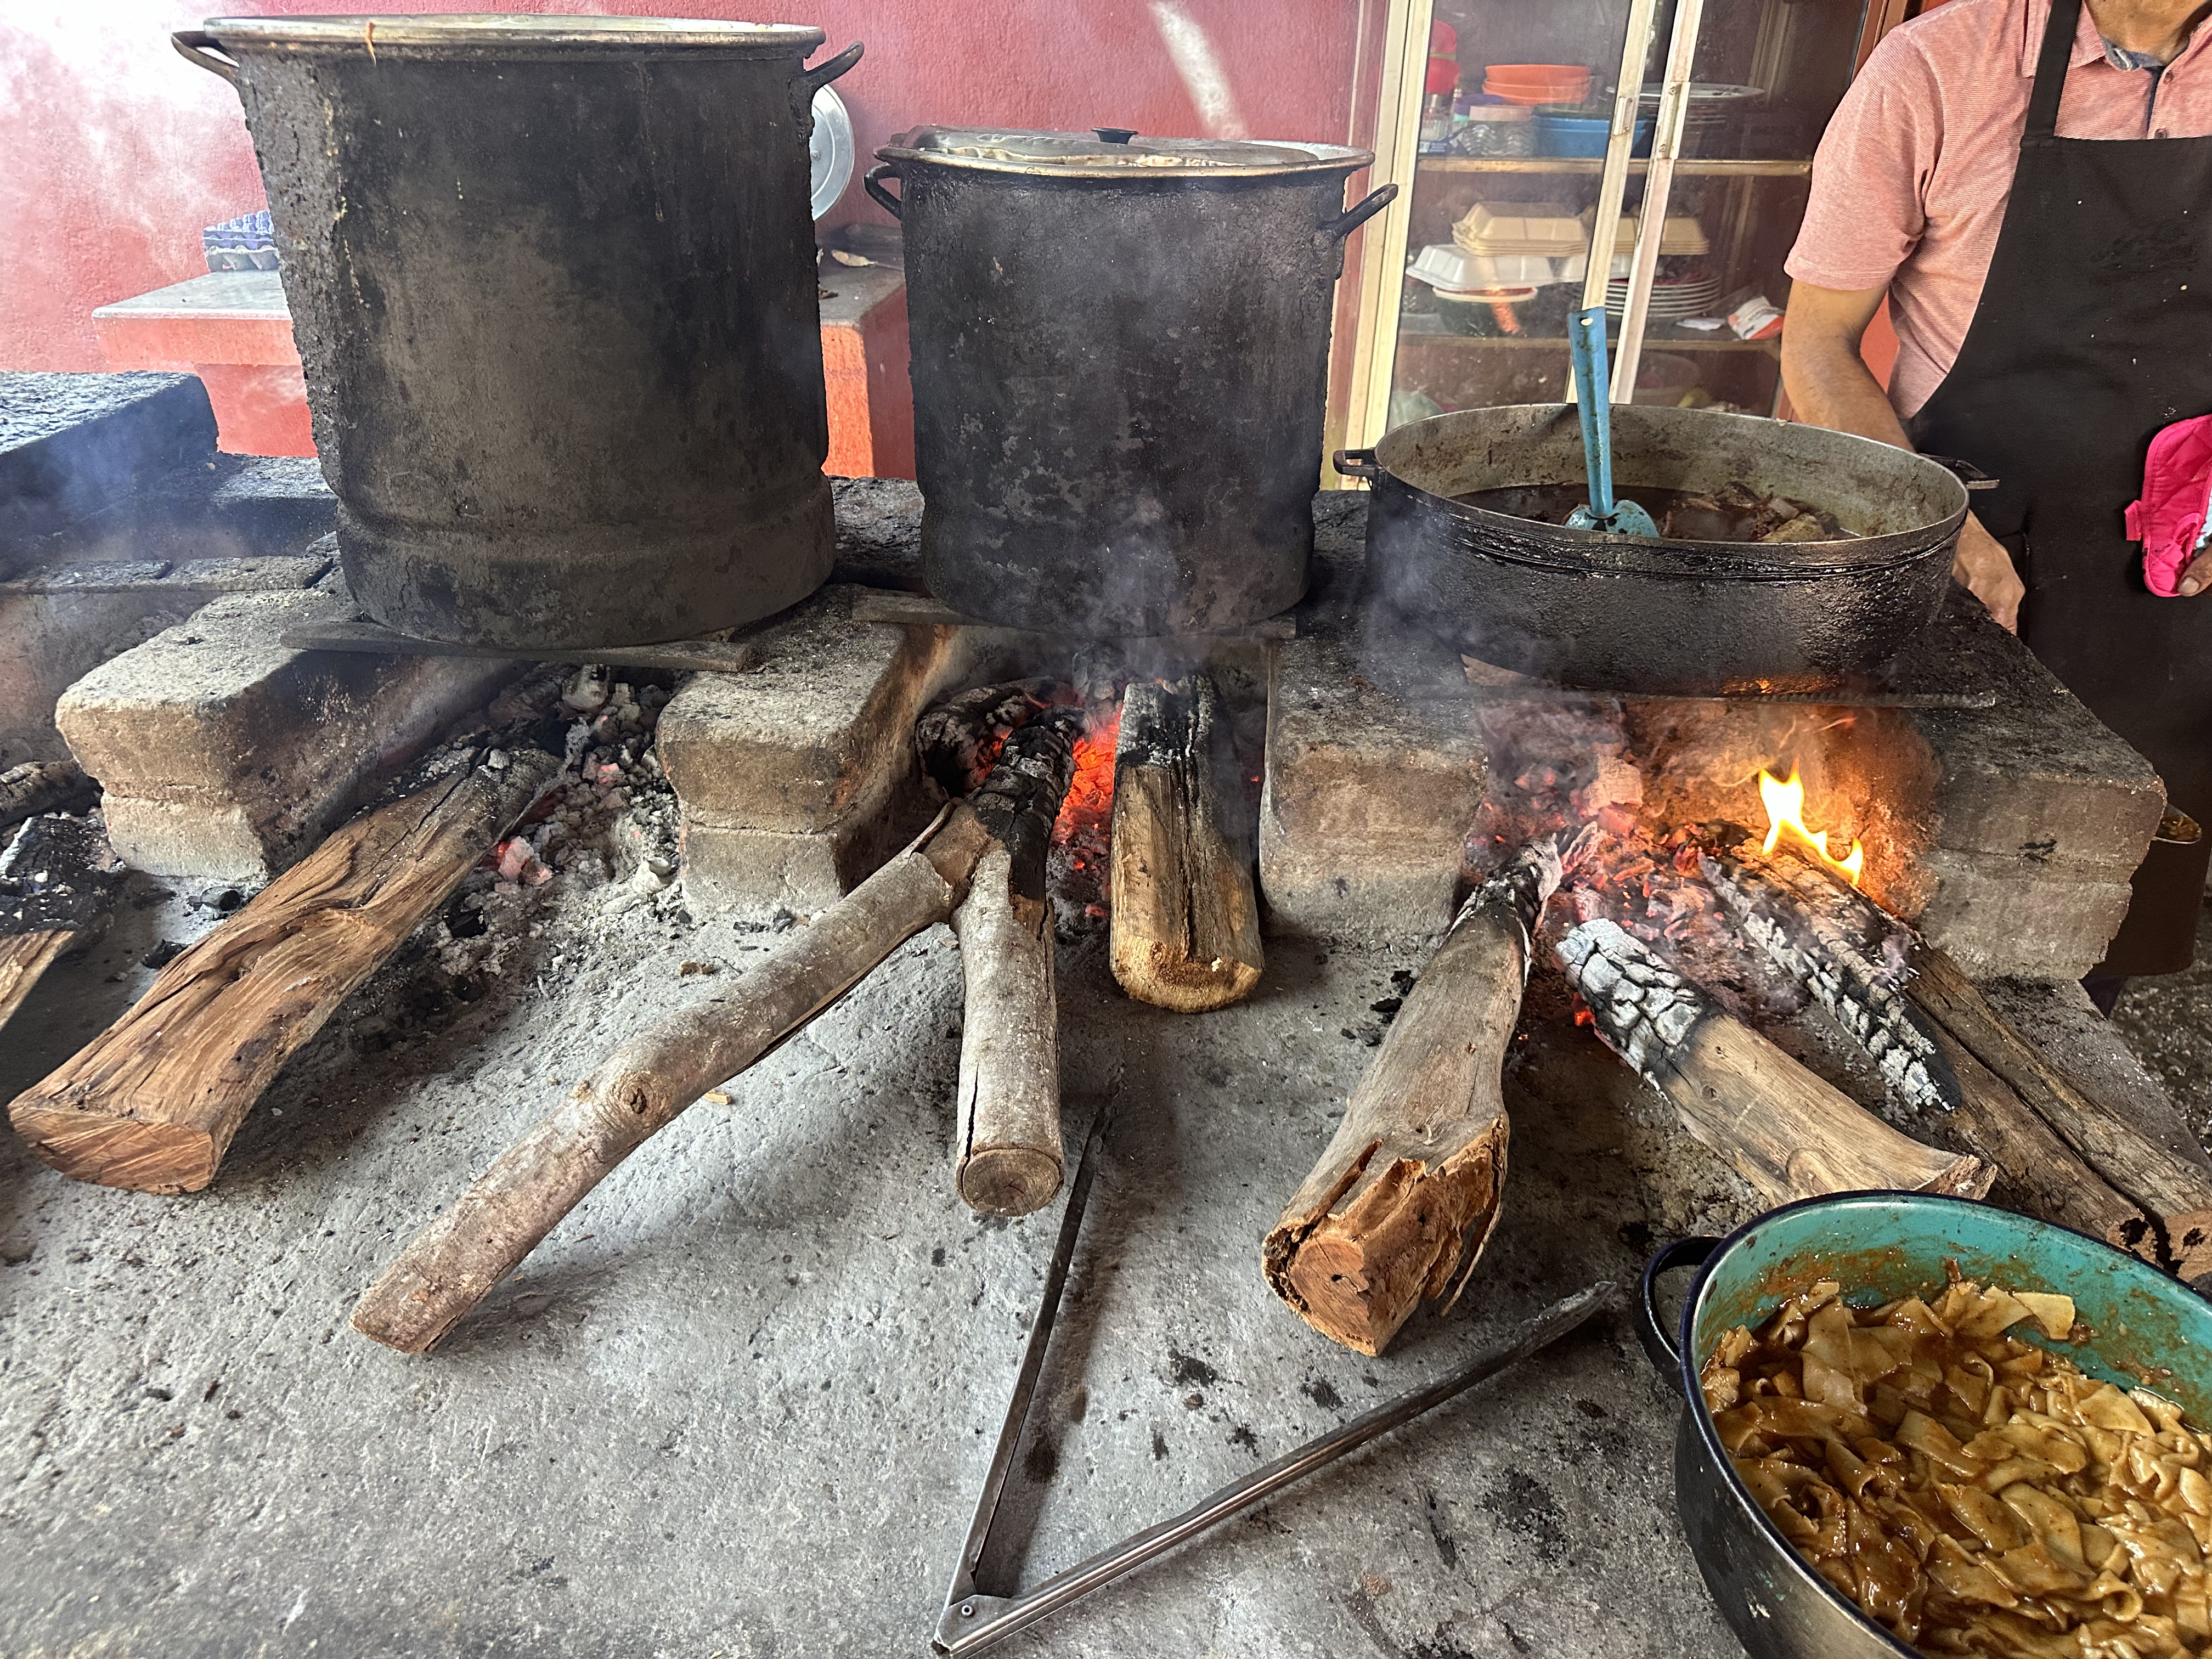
[1565,306,1661,538]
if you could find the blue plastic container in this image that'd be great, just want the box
[1535,109,1654,158]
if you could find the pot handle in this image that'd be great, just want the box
[864,163,902,221]
[1318,183,1399,249]
[172,31,241,86]
[1637,1236,1719,1381]
[1333,448,1380,482]
[1925,453,2000,492]
[802,40,865,94]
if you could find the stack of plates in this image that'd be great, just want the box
[1604,274,1722,319]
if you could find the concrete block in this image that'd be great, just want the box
[1259,628,1486,943]
[660,584,972,917]
[56,588,513,883]
[0,543,334,768]
[1,372,216,563]
[1912,850,2138,981]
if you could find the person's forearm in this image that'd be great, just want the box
[1781,332,1914,450]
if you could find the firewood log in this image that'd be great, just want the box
[952,708,1082,1216]
[1109,675,1263,1013]
[1906,945,2212,1280]
[8,726,566,1194]
[1555,919,1990,1205]
[1265,837,1565,1356]
[0,813,126,1034]
[1697,839,2166,1268]
[352,710,1084,1354]
[0,760,98,834]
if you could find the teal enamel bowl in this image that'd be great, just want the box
[1638,1192,2212,1659]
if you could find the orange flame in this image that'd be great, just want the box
[1758,767,1865,885]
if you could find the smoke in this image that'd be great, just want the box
[1146,3,1248,140]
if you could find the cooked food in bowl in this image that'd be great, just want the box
[1704,1273,2212,1656]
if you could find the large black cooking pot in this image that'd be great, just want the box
[867,128,1393,636]
[174,16,862,648]
[1637,1192,2212,1659]
[1339,404,1975,695]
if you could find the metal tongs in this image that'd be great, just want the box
[932,1127,1615,1655]
[1566,306,1661,538]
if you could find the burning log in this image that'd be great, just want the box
[0,814,126,1034]
[1264,837,1566,1356]
[1701,840,2168,1266]
[915,678,1057,797]
[9,725,568,1194]
[1109,675,1263,1013]
[352,710,1084,1353]
[1697,839,1958,1118]
[1554,918,1990,1205]
[0,760,98,834]
[952,708,1082,1215]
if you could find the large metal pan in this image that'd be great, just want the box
[1338,404,1976,695]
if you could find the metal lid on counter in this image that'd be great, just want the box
[877,127,1372,178]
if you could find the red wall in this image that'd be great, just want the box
[0,1,1369,371]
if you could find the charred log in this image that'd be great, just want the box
[915,679,1058,797]
[9,726,566,1194]
[1110,675,1263,1013]
[1265,835,1566,1356]
[0,760,98,834]
[0,813,126,1034]
[951,707,1082,1216]
[1696,836,1958,1119]
[1555,918,1989,1205]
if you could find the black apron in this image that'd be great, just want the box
[1907,0,2212,974]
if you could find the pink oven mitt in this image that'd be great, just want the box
[2125,412,2212,596]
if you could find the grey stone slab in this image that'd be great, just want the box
[0,371,216,561]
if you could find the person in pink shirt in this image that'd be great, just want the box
[1782,0,2212,997]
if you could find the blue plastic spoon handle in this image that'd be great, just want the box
[1570,307,1618,518]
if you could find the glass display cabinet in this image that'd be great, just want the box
[1336,0,1900,472]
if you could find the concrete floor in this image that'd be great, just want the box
[2113,899,2212,1145]
[0,862,1770,1659]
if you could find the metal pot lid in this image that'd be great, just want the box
[192,15,827,53]
[878,126,1372,178]
[811,86,855,219]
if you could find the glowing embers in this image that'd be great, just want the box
[1759,766,1865,887]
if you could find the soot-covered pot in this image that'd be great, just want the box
[868,127,1393,636]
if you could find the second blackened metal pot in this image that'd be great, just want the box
[174,16,862,648]
[869,128,1393,637]
[1340,404,1972,695]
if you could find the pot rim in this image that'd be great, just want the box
[1662,1189,2191,1659]
[1368,404,1969,579]
[193,14,826,54]
[876,128,1376,182]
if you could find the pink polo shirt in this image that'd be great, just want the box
[1786,0,2212,419]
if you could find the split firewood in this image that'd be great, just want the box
[1906,944,2212,1280]
[0,760,98,834]
[952,708,1084,1216]
[0,814,127,1034]
[1265,836,1567,1356]
[1110,675,1262,1013]
[1696,838,1958,1118]
[915,678,1058,797]
[1555,918,1990,1205]
[1699,839,2168,1268]
[352,709,1085,1354]
[8,724,567,1194]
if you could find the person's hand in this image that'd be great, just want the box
[2179,546,2212,597]
[1952,514,2024,632]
